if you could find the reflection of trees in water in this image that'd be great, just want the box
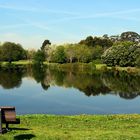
[118,92,139,99]
[32,64,46,83]
[48,68,66,86]
[1,65,140,100]
[32,64,50,90]
[80,86,110,97]
[41,82,50,90]
[69,73,110,97]
[0,70,23,89]
[42,68,140,99]
[44,68,110,96]
[102,71,140,99]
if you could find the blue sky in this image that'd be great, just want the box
[0,0,140,49]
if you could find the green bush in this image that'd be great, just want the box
[102,42,140,67]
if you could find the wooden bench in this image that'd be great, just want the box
[0,107,20,134]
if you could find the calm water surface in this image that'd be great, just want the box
[0,65,140,115]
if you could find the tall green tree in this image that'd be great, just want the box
[33,50,45,65]
[79,36,113,48]
[52,46,66,63]
[65,44,76,63]
[90,45,104,60]
[1,42,26,63]
[79,36,94,47]
[121,31,140,43]
[41,39,51,60]
[41,40,51,51]
[75,44,92,63]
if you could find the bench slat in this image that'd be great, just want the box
[5,118,20,124]
[1,107,20,124]
[2,110,16,122]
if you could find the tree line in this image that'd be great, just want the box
[1,31,140,67]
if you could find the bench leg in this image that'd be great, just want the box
[6,123,11,132]
[6,123,9,130]
[0,109,2,134]
[6,123,8,129]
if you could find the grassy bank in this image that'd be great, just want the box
[1,114,140,140]
[1,61,140,73]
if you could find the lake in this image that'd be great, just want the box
[0,64,140,115]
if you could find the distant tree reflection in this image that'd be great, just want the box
[102,71,140,99]
[32,64,50,90]
[0,70,23,89]
[41,83,50,90]
[44,68,140,99]
[1,65,140,100]
[118,92,139,99]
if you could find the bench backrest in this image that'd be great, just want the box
[0,107,16,122]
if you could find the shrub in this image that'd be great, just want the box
[102,42,140,67]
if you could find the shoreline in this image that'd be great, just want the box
[1,60,140,73]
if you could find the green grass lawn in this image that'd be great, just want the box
[12,60,32,65]
[1,114,140,140]
[0,60,32,66]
